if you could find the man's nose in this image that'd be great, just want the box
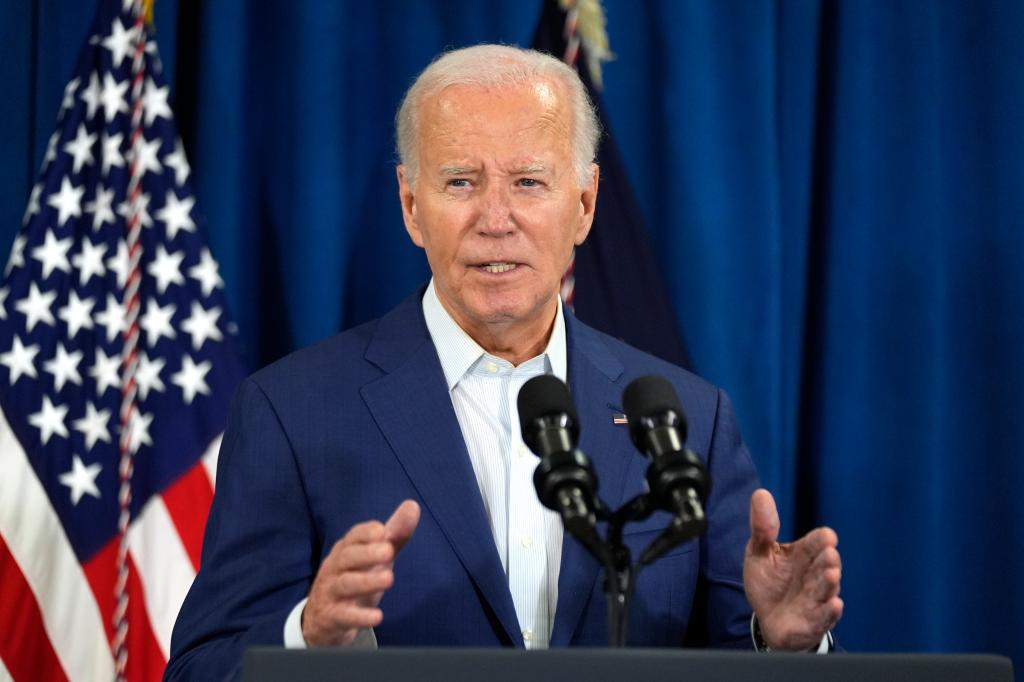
[477,183,515,237]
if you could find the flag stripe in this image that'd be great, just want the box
[160,457,215,571]
[129,497,197,658]
[0,536,69,682]
[125,554,166,682]
[201,434,221,488]
[0,410,116,681]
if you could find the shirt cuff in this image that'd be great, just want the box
[750,613,833,654]
[283,598,378,649]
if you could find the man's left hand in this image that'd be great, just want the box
[743,488,844,650]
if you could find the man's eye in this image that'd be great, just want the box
[517,178,541,187]
[447,179,470,188]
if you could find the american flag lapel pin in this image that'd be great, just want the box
[612,413,628,425]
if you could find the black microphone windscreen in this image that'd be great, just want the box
[517,374,577,430]
[622,375,684,422]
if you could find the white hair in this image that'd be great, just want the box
[396,44,600,188]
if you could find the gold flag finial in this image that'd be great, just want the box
[558,0,614,89]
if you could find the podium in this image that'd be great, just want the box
[241,648,1013,682]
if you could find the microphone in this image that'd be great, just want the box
[622,375,710,565]
[518,375,609,565]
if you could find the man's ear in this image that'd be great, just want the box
[397,165,424,248]
[574,163,600,246]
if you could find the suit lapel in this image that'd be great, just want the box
[550,315,634,646]
[361,295,523,646]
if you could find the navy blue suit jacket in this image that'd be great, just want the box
[165,291,760,680]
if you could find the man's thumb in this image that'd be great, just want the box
[385,499,421,553]
[748,488,780,554]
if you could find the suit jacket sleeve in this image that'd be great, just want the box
[685,387,760,648]
[165,377,318,681]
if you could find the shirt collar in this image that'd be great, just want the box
[422,279,568,390]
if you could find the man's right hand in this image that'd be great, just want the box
[301,500,421,646]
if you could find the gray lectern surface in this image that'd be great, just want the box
[241,648,1013,682]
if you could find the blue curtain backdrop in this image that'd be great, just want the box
[2,0,1022,670]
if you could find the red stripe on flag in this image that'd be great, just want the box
[161,462,214,571]
[83,539,166,681]
[0,534,69,682]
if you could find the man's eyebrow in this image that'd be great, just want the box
[513,164,547,174]
[440,165,476,175]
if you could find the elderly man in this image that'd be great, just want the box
[166,45,842,680]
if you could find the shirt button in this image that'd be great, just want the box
[522,629,533,642]
[485,362,498,373]
[517,444,529,458]
[521,535,534,548]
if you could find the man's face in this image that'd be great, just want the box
[397,78,598,349]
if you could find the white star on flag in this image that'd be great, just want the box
[143,78,172,126]
[94,293,127,343]
[57,290,96,338]
[89,347,121,395]
[71,239,107,285]
[31,229,73,279]
[163,139,190,186]
[28,395,70,445]
[85,185,117,230]
[46,177,85,227]
[99,71,129,121]
[156,191,196,239]
[146,244,186,294]
[189,248,224,297]
[101,17,136,68]
[135,352,167,400]
[172,355,212,404]
[140,299,177,346]
[5,234,26,276]
[80,71,102,119]
[59,454,103,505]
[14,282,57,332]
[43,342,84,392]
[63,124,98,174]
[72,402,112,451]
[0,335,40,384]
[100,132,125,175]
[182,301,223,351]
[106,240,130,289]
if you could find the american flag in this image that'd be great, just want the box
[0,1,243,680]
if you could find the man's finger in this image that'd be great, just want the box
[747,489,780,555]
[794,526,839,561]
[337,520,387,546]
[385,500,421,553]
[331,567,394,600]
[330,541,394,573]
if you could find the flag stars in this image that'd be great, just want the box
[43,342,84,392]
[100,132,125,176]
[58,290,96,338]
[43,131,61,167]
[117,191,153,229]
[32,229,73,279]
[189,248,224,297]
[47,178,85,227]
[59,454,102,505]
[23,183,43,225]
[0,336,40,385]
[182,302,223,351]
[15,283,57,332]
[0,287,7,320]
[80,72,102,120]
[99,72,129,122]
[85,186,117,232]
[164,139,190,186]
[63,124,97,174]
[142,78,171,126]
[101,18,137,69]
[61,77,80,113]
[72,402,112,451]
[146,244,185,294]
[90,347,121,395]
[155,191,196,239]
[29,396,69,445]
[132,136,163,179]
[106,241,130,289]
[95,293,127,343]
[5,234,26,276]
[127,407,154,454]
[71,240,107,285]
[135,352,166,400]
[172,355,212,405]
[140,299,176,347]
